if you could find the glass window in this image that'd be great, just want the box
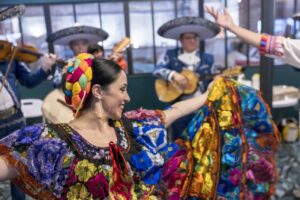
[177,0,198,17]
[75,3,100,28]
[129,1,154,73]
[21,6,47,53]
[204,0,261,67]
[50,4,75,59]
[204,0,226,66]
[275,0,294,37]
[0,7,20,44]
[153,1,176,64]
[19,6,47,69]
[100,2,126,50]
[50,4,74,32]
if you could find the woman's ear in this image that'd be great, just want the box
[91,84,103,100]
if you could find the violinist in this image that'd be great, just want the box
[0,41,57,136]
[0,8,56,200]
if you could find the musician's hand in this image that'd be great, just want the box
[41,53,57,73]
[172,72,188,90]
[110,52,123,63]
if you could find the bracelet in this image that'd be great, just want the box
[259,34,270,55]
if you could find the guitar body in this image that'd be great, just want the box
[42,89,74,123]
[181,69,199,94]
[155,69,199,103]
[155,79,183,103]
[155,66,243,103]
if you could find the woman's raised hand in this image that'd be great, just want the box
[205,6,235,30]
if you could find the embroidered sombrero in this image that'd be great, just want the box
[47,25,109,45]
[0,4,26,22]
[157,16,220,40]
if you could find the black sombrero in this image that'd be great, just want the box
[293,12,300,21]
[47,25,109,45]
[0,4,26,22]
[158,16,220,40]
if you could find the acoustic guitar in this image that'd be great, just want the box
[155,66,243,103]
[42,37,131,123]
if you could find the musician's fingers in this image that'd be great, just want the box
[43,53,50,58]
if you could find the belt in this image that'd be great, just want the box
[0,106,17,120]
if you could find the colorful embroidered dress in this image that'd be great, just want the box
[0,78,280,200]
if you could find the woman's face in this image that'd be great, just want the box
[101,70,130,119]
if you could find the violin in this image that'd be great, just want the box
[0,40,67,67]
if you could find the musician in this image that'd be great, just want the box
[88,43,105,58]
[153,16,220,139]
[0,5,57,200]
[88,43,128,71]
[47,25,109,88]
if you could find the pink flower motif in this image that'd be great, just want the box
[246,170,255,182]
[66,159,78,185]
[229,168,241,186]
[86,173,108,199]
[245,190,254,200]
[124,108,158,120]
[248,158,273,183]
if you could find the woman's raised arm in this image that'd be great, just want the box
[163,91,209,127]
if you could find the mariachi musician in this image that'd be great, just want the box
[0,5,57,200]
[153,16,220,139]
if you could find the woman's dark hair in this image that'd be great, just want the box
[83,58,122,109]
[62,58,122,110]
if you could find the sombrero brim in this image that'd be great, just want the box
[293,12,300,21]
[158,17,220,40]
[47,26,108,45]
[0,4,25,22]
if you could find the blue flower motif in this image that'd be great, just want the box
[159,143,179,159]
[26,138,68,188]
[142,166,161,185]
[186,105,209,141]
[133,123,167,154]
[14,125,43,146]
[130,150,152,172]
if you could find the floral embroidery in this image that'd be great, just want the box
[67,183,93,200]
[229,168,242,186]
[86,173,109,199]
[27,138,68,187]
[218,110,232,128]
[74,159,97,182]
